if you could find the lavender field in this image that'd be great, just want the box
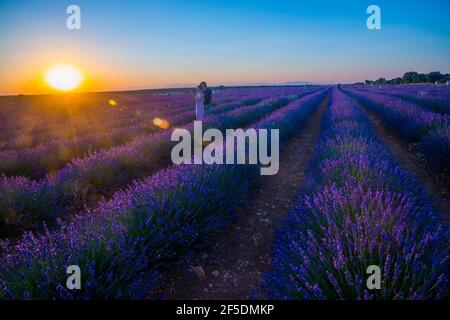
[0,85,448,300]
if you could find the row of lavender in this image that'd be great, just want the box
[263,89,448,299]
[0,87,303,174]
[0,88,320,237]
[0,100,193,151]
[0,88,257,151]
[352,85,450,114]
[0,89,329,299]
[0,89,240,138]
[0,88,288,145]
[0,92,191,140]
[344,88,450,172]
[0,91,268,178]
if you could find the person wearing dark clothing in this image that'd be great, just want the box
[200,82,213,115]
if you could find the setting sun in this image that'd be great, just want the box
[44,65,83,91]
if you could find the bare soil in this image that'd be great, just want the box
[160,94,330,299]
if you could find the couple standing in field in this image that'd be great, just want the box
[194,81,213,121]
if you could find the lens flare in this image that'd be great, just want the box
[45,65,83,91]
[153,117,170,129]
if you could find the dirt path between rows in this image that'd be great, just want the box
[160,94,330,300]
[350,96,450,217]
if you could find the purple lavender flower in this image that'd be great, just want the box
[0,88,329,299]
[263,89,449,300]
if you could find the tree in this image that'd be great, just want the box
[364,71,448,85]
[403,72,422,83]
[445,74,450,83]
[393,77,403,84]
[426,72,444,83]
[403,72,419,83]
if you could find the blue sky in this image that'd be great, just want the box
[0,0,449,93]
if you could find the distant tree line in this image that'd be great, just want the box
[363,71,450,85]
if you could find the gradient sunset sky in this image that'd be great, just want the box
[1,0,449,94]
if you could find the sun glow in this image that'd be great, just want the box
[45,65,83,91]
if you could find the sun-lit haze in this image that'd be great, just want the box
[45,65,84,91]
[0,0,449,95]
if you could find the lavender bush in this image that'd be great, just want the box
[263,89,449,300]
[0,163,256,299]
[0,87,297,146]
[345,88,450,173]
[417,126,450,172]
[0,176,63,235]
[0,91,268,178]
[354,85,450,114]
[49,91,308,205]
[0,89,322,236]
[0,88,328,299]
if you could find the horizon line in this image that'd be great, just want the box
[0,81,328,97]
